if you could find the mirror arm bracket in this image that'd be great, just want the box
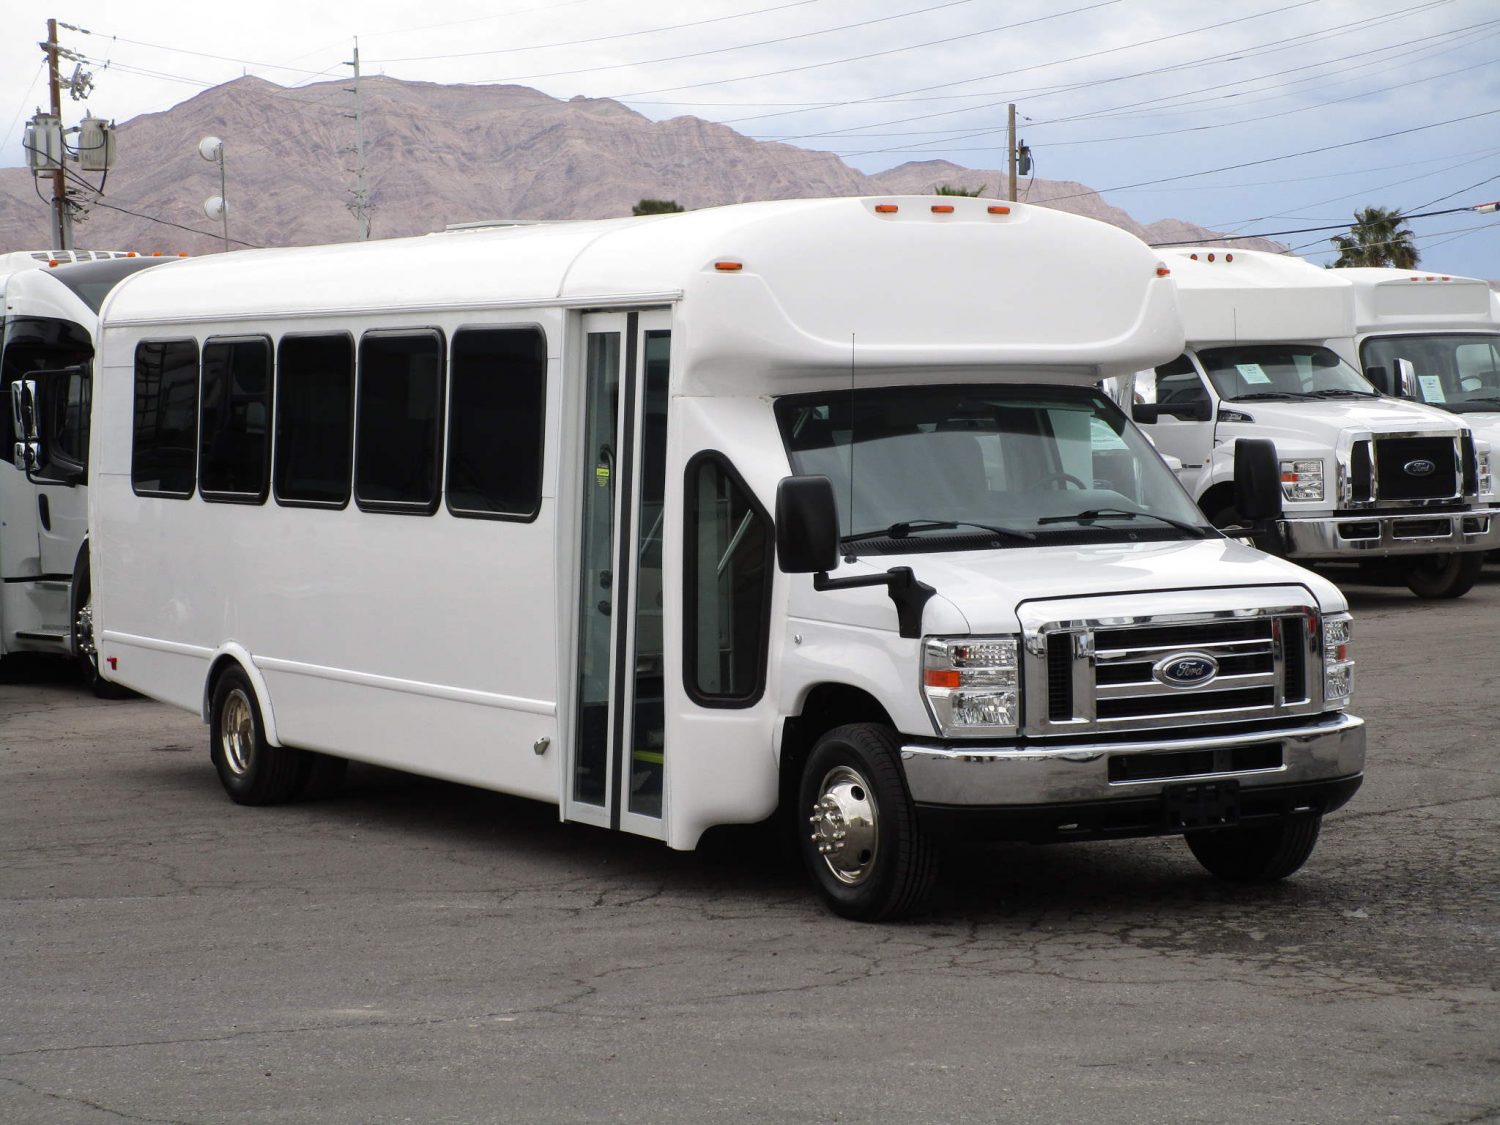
[813,566,937,639]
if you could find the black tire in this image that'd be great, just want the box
[1404,552,1483,599]
[1185,813,1322,883]
[70,553,132,700]
[294,751,349,800]
[209,667,303,806]
[797,723,938,922]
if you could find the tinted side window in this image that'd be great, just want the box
[132,338,199,497]
[200,336,271,502]
[684,453,773,707]
[355,330,444,513]
[446,327,546,520]
[275,334,353,507]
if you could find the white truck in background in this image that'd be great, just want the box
[1125,249,1497,599]
[2,253,179,686]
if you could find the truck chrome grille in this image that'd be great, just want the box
[1022,594,1322,737]
[1369,436,1460,501]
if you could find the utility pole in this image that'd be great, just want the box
[345,40,371,240]
[1006,104,1017,204]
[44,18,72,250]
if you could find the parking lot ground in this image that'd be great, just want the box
[2,571,1498,1124]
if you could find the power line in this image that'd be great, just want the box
[86,198,262,249]
[1150,201,1500,247]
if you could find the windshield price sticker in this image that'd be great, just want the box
[1417,374,1447,403]
[1235,363,1272,385]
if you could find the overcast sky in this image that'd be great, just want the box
[4,0,1498,276]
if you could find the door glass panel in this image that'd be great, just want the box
[628,330,670,817]
[574,331,619,807]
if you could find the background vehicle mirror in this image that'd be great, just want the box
[1234,438,1283,523]
[1364,364,1392,395]
[1132,403,1163,423]
[10,380,41,471]
[1134,401,1211,423]
[775,475,841,574]
[1395,358,1417,398]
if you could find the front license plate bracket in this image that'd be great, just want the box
[1164,779,1241,830]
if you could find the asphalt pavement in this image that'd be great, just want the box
[2,569,1497,1124]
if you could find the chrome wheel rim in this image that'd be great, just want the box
[220,689,255,777]
[74,601,96,658]
[808,765,879,886]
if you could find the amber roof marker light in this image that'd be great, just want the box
[987,205,1011,215]
[874,204,900,214]
[713,261,743,272]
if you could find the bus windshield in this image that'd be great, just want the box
[775,383,1211,548]
[1361,333,1500,410]
[1197,344,1376,401]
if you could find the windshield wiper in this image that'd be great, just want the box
[1035,507,1210,537]
[1305,388,1379,399]
[1227,391,1315,401]
[842,518,1036,545]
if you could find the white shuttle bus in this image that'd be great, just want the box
[91,198,1365,920]
[2,253,178,685]
[1127,250,1498,599]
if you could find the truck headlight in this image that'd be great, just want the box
[1322,613,1354,707]
[922,636,1021,737]
[1280,458,1325,502]
[1479,448,1493,496]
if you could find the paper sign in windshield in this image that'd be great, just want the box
[1235,363,1272,385]
[1417,374,1446,403]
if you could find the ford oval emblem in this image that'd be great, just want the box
[1153,652,1220,688]
[1403,458,1436,477]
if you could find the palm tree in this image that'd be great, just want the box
[934,183,987,197]
[1329,206,1419,269]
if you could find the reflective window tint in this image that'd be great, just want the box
[275,334,353,507]
[355,331,444,513]
[684,453,773,706]
[200,336,272,502]
[132,338,199,497]
[446,327,546,519]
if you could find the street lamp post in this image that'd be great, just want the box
[198,135,229,253]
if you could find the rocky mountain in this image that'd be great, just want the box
[0,76,1284,256]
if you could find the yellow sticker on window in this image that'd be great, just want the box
[595,465,611,486]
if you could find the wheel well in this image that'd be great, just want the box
[778,684,894,814]
[1198,480,1236,522]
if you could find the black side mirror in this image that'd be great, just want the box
[1364,364,1392,395]
[775,475,841,574]
[1234,438,1283,524]
[1132,403,1163,424]
[1134,400,1211,423]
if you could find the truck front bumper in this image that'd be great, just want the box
[901,712,1364,842]
[1278,508,1500,559]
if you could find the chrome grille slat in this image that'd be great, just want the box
[1095,671,1279,701]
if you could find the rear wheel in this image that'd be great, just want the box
[797,723,938,922]
[1404,552,1483,599]
[70,554,131,699]
[1185,813,1322,883]
[210,667,302,805]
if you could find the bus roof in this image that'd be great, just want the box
[100,196,1184,386]
[4,256,183,326]
[1338,267,1499,334]
[1159,248,1355,345]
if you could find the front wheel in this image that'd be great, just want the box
[71,554,131,699]
[210,667,303,806]
[1185,813,1322,883]
[1404,552,1483,599]
[797,723,938,922]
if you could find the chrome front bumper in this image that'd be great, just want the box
[900,711,1364,807]
[1278,508,1500,559]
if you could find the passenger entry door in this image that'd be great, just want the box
[566,311,671,839]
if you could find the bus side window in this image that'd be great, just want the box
[132,338,199,498]
[446,326,546,520]
[683,452,774,707]
[200,335,271,503]
[355,330,445,514]
[275,334,354,508]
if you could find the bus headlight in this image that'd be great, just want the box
[922,636,1021,736]
[1322,613,1354,707]
[1280,458,1325,502]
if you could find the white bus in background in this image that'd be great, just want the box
[2,253,180,687]
[1334,270,1500,490]
[1126,249,1497,599]
[90,197,1364,920]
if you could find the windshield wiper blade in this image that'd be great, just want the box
[842,518,1036,545]
[1228,391,1315,401]
[1035,507,1210,537]
[1306,388,1379,398]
